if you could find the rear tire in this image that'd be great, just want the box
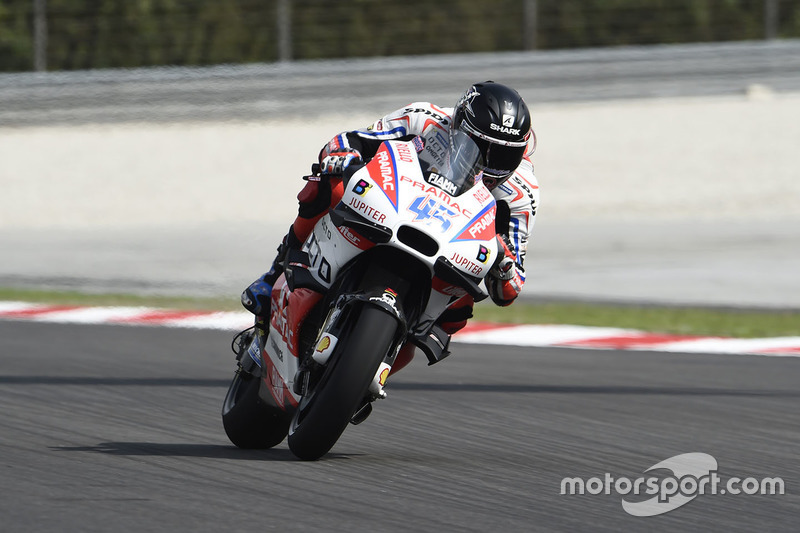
[222,370,290,449]
[287,305,397,460]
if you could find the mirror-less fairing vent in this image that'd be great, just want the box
[397,225,439,257]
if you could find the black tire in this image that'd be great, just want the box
[287,305,398,460]
[222,370,290,449]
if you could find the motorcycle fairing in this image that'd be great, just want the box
[262,275,323,410]
[307,140,498,295]
[258,139,499,418]
[262,347,299,411]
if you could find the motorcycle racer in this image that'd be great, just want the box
[242,81,539,340]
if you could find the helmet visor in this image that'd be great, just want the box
[481,140,526,179]
[454,117,530,182]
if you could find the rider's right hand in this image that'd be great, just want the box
[319,135,362,175]
[320,151,362,175]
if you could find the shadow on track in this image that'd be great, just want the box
[50,442,360,462]
[50,442,294,460]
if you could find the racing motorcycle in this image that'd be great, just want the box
[222,131,499,460]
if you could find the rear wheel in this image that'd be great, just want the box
[222,370,290,449]
[287,305,398,460]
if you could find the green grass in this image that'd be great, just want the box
[2,287,798,339]
[472,301,800,339]
[0,287,240,312]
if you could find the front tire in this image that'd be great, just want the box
[222,370,290,449]
[287,305,398,460]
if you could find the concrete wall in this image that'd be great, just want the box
[2,90,798,230]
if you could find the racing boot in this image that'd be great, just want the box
[437,295,474,335]
[411,296,474,366]
[241,227,302,319]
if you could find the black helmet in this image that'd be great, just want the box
[451,81,535,189]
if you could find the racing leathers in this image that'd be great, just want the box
[242,102,539,330]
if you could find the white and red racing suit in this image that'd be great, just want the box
[314,102,540,309]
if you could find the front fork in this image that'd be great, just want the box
[231,320,267,377]
[294,292,406,403]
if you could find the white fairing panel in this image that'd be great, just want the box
[303,140,499,289]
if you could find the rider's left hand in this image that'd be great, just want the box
[487,234,525,306]
[491,234,517,280]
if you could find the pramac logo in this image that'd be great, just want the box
[452,202,496,242]
[369,145,399,210]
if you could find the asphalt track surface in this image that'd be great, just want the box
[1,320,797,532]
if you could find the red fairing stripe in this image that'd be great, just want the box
[336,225,375,251]
[269,276,322,358]
[366,144,399,210]
[286,288,323,357]
[452,203,497,242]
[431,276,468,298]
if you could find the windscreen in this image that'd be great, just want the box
[419,130,485,197]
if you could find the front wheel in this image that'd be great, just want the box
[288,305,398,460]
[222,370,290,449]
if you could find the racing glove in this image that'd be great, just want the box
[486,234,525,306]
[319,135,362,175]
